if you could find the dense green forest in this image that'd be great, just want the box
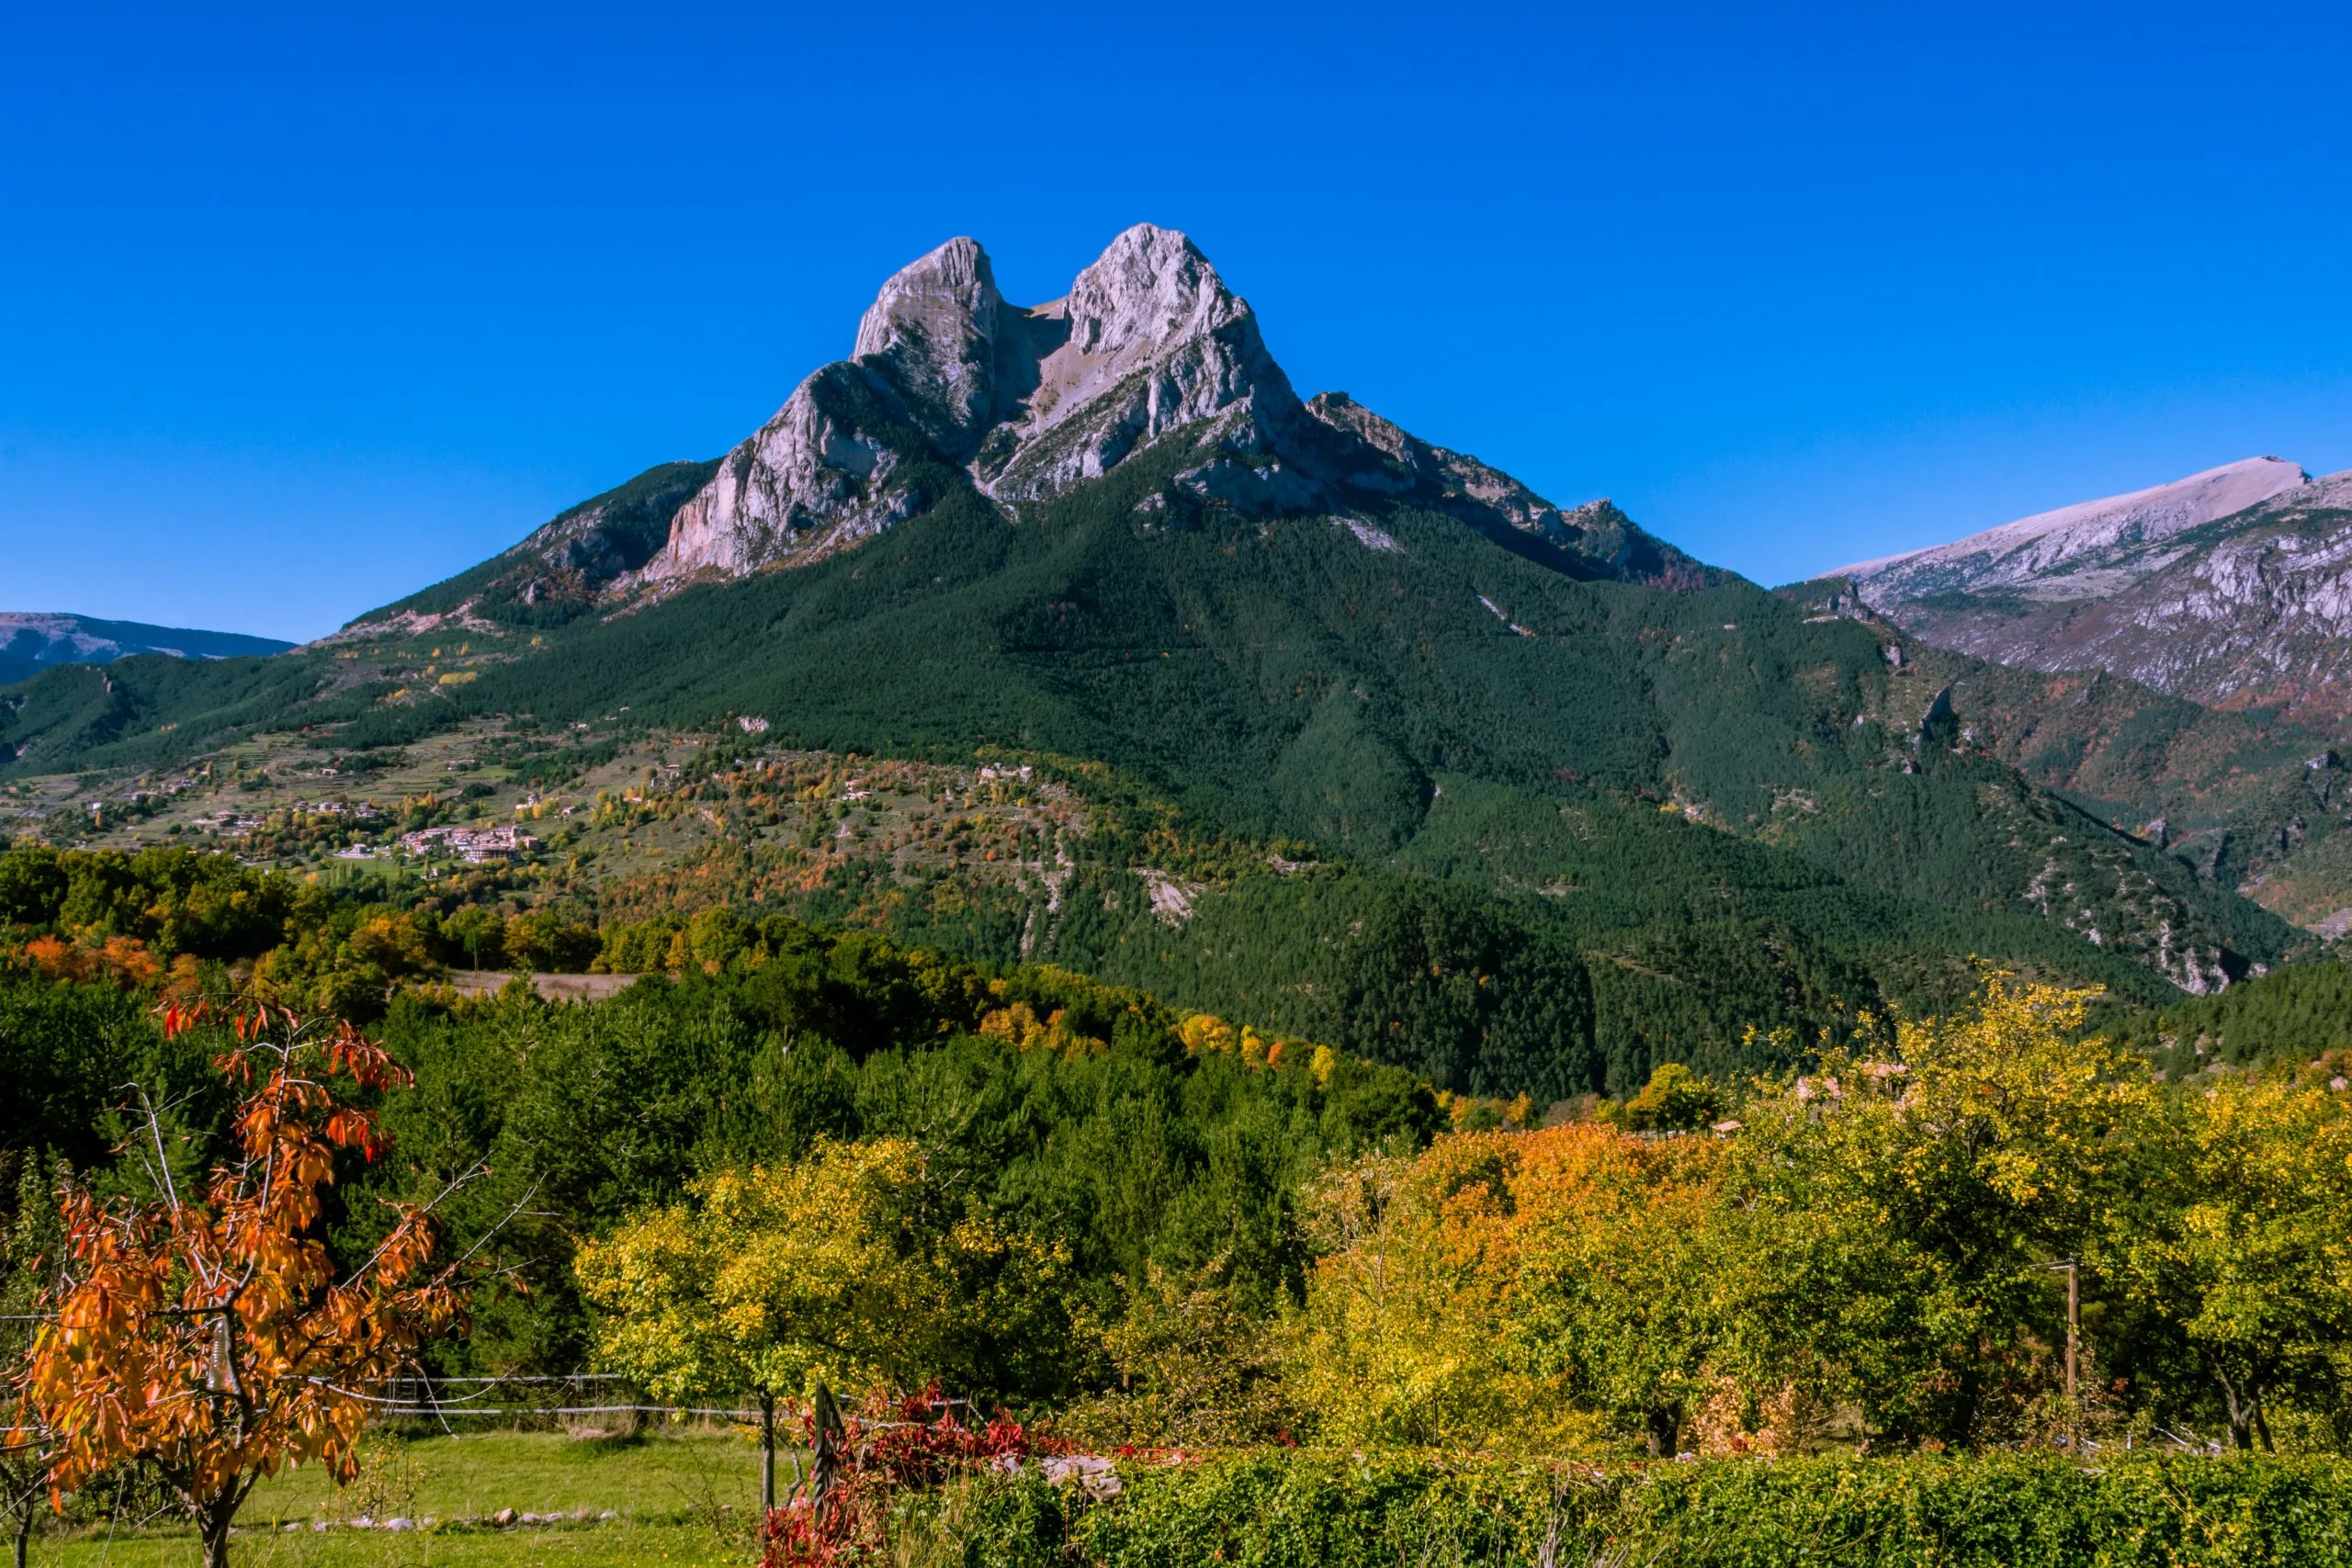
[0,818,2181,1104]
[2109,961,2352,1077]
[1,922,1438,1387]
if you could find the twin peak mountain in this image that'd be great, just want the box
[400,224,1709,631]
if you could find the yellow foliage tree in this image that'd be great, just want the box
[1723,975,2164,1447]
[2103,1071,2352,1449]
[1283,1140,1585,1450]
[575,1138,1072,1510]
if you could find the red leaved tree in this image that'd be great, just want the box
[26,1001,468,1568]
[761,1386,1079,1568]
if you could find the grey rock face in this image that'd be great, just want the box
[639,225,1309,585]
[643,365,921,582]
[852,236,1007,447]
[1839,464,2352,729]
[626,223,1702,594]
[1300,393,1718,590]
[977,225,1304,502]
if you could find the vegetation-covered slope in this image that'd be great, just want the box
[1781,575,2352,936]
[3,423,2304,1098]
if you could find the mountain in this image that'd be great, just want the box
[1836,457,2309,604]
[0,226,2315,1094]
[1827,458,2352,730]
[0,613,294,687]
[346,227,1717,639]
[1790,459,2352,941]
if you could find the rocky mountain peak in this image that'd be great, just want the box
[1027,225,1253,433]
[850,236,1008,444]
[978,224,1300,501]
[597,224,1708,594]
[632,226,1309,583]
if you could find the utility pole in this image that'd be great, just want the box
[2064,1258,2080,1449]
[2065,1261,2080,1398]
[2042,1258,2082,1449]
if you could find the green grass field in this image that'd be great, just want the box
[41,1429,772,1568]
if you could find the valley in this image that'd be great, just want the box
[11,221,2352,1542]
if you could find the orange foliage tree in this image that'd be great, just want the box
[26,1002,468,1568]
[1288,1122,1734,1455]
[1505,1122,1729,1456]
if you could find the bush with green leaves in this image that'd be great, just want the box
[960,1450,2352,1568]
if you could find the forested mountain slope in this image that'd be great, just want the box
[0,227,2311,1096]
[1792,460,2352,940]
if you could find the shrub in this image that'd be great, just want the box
[1002,1450,2352,1568]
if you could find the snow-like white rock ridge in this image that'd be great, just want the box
[1838,457,2308,607]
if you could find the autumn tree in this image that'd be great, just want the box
[1722,976,2162,1447]
[1283,1141,1584,1450]
[574,1138,1070,1513]
[1599,1062,1728,1134]
[2,1155,65,1568]
[27,1003,466,1568]
[2103,1071,2352,1449]
[1507,1122,1729,1455]
[1061,1258,1294,1449]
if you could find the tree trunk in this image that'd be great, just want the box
[199,1500,236,1568]
[2216,1369,2256,1451]
[760,1392,776,1517]
[810,1381,845,1511]
[15,1506,30,1568]
[1645,1404,1679,1459]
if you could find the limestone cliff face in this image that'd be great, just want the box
[1836,463,2352,729]
[628,223,1706,592]
[643,364,924,581]
[973,224,1305,502]
[639,225,1307,585]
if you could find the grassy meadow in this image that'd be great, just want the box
[40,1430,767,1568]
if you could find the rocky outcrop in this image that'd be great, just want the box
[498,460,720,603]
[1836,464,2352,730]
[639,364,933,581]
[1301,393,1721,589]
[584,224,1722,594]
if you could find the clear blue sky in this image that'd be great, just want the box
[5,1,2349,641]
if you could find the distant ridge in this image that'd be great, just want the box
[1811,458,2352,730]
[0,613,293,687]
[1833,457,2310,604]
